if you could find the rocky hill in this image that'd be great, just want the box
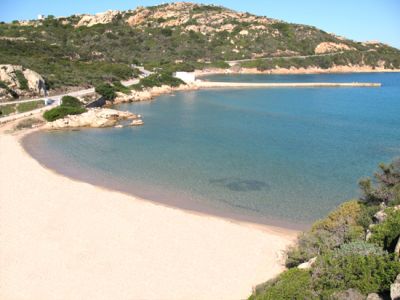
[0,64,46,101]
[0,2,399,90]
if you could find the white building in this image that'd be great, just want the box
[37,14,45,20]
[173,72,196,84]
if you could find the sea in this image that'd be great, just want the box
[23,73,400,229]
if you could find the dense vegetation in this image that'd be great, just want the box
[0,3,399,91]
[43,95,86,121]
[250,159,400,299]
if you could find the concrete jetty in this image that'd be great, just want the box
[196,81,381,88]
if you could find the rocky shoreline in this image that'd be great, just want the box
[112,83,199,105]
[45,108,143,129]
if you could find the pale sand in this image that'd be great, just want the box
[0,131,297,300]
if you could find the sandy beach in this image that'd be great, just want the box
[0,129,297,300]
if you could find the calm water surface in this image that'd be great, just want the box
[24,73,400,228]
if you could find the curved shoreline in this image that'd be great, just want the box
[21,129,307,231]
[0,129,297,300]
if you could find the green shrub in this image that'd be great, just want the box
[337,241,387,257]
[112,81,131,94]
[359,159,400,205]
[356,203,380,230]
[17,100,44,113]
[249,269,316,300]
[95,83,117,100]
[138,72,184,89]
[370,209,400,252]
[61,96,83,107]
[0,103,17,116]
[286,200,365,267]
[43,106,86,122]
[312,249,400,296]
[15,70,28,90]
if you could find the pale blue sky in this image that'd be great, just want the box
[1,0,399,48]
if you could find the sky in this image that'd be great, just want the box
[0,0,399,49]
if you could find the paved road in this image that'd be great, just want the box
[0,78,140,123]
[0,78,139,106]
[0,103,58,124]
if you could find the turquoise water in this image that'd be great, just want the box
[24,73,400,228]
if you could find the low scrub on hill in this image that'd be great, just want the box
[250,159,400,299]
[0,3,398,90]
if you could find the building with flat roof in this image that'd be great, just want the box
[173,72,196,84]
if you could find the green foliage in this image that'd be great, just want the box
[61,96,82,107]
[370,209,400,252]
[271,22,293,38]
[254,160,400,300]
[95,83,117,100]
[112,81,131,94]
[14,70,28,90]
[312,249,400,296]
[356,203,380,230]
[286,200,365,267]
[0,80,19,98]
[337,241,387,256]
[43,106,86,122]
[359,159,400,205]
[43,95,85,121]
[249,269,316,300]
[17,100,44,113]
[0,103,16,116]
[135,72,184,90]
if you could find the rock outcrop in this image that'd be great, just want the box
[76,10,120,27]
[314,42,355,54]
[391,274,400,300]
[297,256,317,269]
[366,293,384,300]
[331,289,365,300]
[126,2,276,34]
[113,84,198,105]
[45,108,139,129]
[0,65,45,100]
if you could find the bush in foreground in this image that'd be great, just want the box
[312,247,400,296]
[249,269,315,300]
[251,159,400,300]
[285,200,364,267]
[370,209,400,252]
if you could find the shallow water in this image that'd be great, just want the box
[24,73,400,228]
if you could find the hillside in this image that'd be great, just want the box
[0,2,399,92]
